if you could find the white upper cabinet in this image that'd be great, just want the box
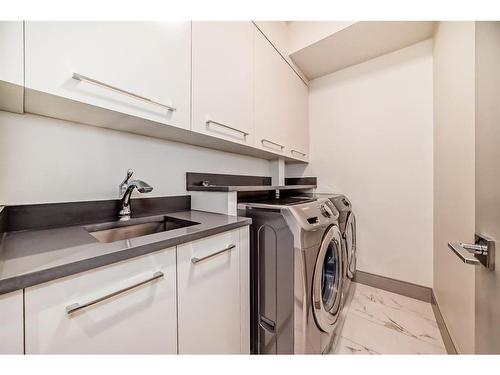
[24,22,191,129]
[25,247,177,354]
[192,22,254,145]
[286,71,309,161]
[0,21,24,113]
[0,290,24,354]
[254,28,309,159]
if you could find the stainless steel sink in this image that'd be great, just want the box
[85,216,198,243]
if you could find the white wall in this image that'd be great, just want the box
[287,39,434,287]
[433,21,476,354]
[0,111,271,205]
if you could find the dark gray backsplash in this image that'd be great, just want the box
[4,195,191,232]
[186,172,271,188]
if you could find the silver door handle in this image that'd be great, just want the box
[191,244,236,264]
[261,139,284,150]
[72,73,176,112]
[66,271,164,315]
[206,120,249,137]
[291,149,307,157]
[448,243,481,265]
[448,233,495,270]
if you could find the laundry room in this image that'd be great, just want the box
[0,1,499,374]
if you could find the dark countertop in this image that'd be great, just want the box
[0,210,251,295]
[187,184,316,192]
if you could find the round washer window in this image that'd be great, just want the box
[321,240,340,311]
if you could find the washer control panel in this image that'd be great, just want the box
[288,198,339,231]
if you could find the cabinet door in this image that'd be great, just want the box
[25,248,177,354]
[25,22,190,129]
[254,28,288,156]
[254,28,309,160]
[192,22,254,145]
[286,73,309,161]
[177,228,244,354]
[0,21,24,113]
[0,290,23,354]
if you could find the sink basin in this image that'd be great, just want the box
[85,216,198,243]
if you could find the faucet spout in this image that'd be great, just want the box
[119,179,153,220]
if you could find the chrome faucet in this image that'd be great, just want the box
[118,169,153,220]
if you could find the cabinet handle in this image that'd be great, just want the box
[291,149,307,157]
[206,120,249,137]
[191,244,236,264]
[72,73,176,112]
[65,271,164,315]
[261,139,284,150]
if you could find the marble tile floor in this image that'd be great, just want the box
[331,282,447,355]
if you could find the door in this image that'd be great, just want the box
[312,225,344,333]
[446,21,500,354]
[191,21,254,145]
[25,22,191,129]
[474,21,500,354]
[177,229,243,354]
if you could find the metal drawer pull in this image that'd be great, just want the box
[206,120,249,137]
[191,244,236,264]
[261,139,284,150]
[291,149,307,157]
[72,73,176,112]
[65,271,164,315]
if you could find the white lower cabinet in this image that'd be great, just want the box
[177,227,250,354]
[22,227,250,354]
[25,247,177,354]
[0,290,24,354]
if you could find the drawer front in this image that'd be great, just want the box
[177,229,242,354]
[0,290,24,354]
[25,247,177,354]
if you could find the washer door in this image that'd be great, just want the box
[312,225,344,333]
[344,212,357,279]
